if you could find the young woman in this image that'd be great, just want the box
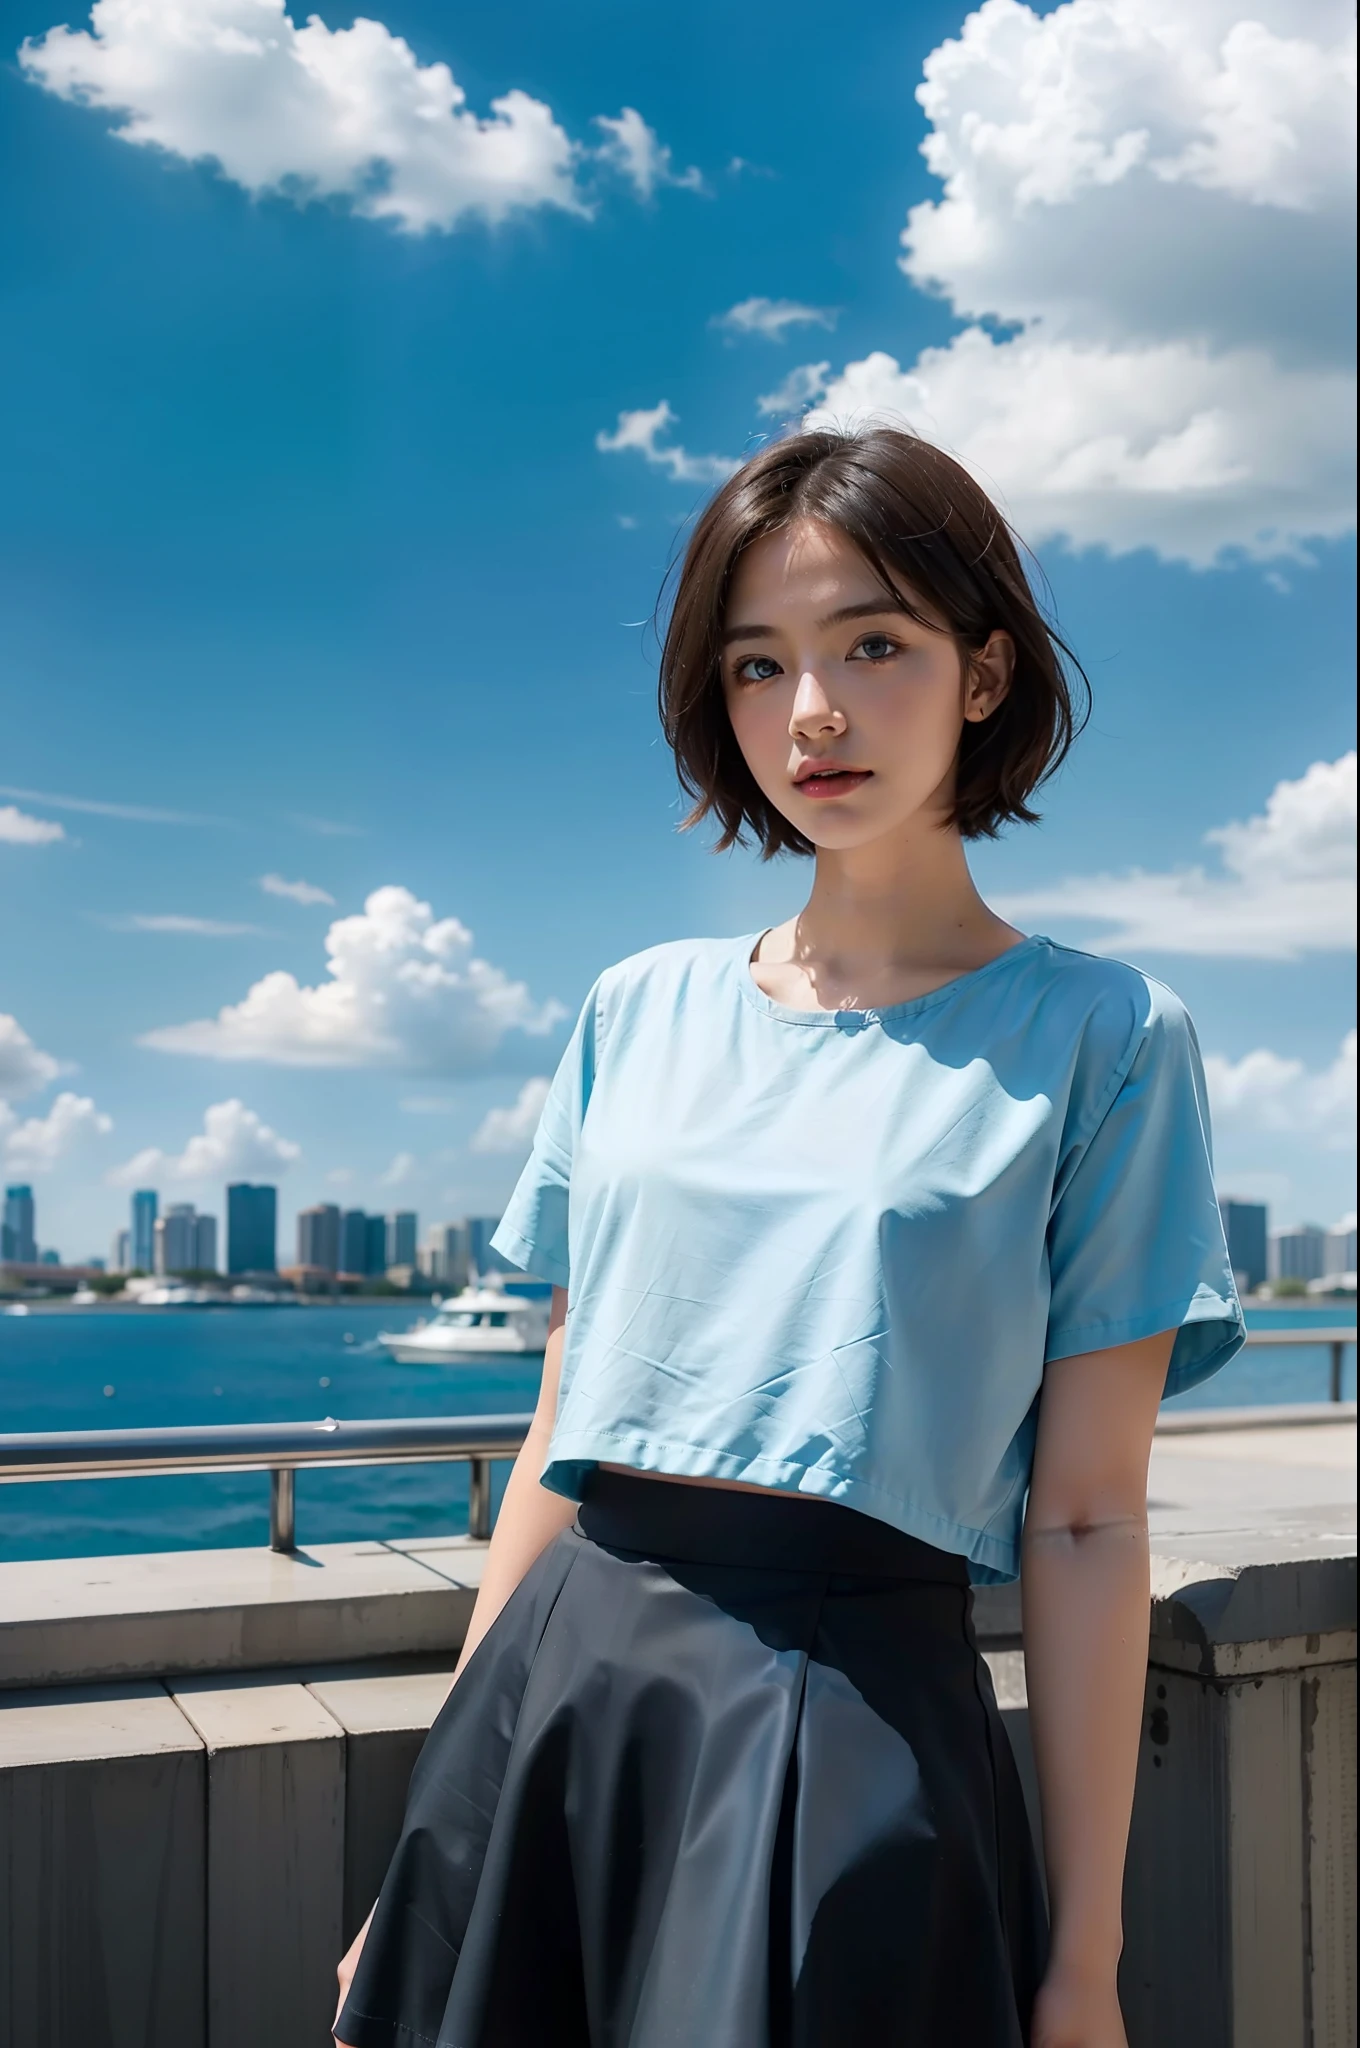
[335,428,1243,2048]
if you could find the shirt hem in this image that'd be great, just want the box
[540,1428,1021,1584]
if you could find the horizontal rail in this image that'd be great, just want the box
[0,1414,534,1483]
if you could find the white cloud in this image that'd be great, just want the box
[0,783,228,825]
[758,361,832,419]
[993,754,1355,959]
[116,914,273,935]
[594,107,702,199]
[0,1016,63,1101]
[802,0,1356,564]
[139,884,565,1069]
[470,1077,551,1155]
[1206,1030,1356,1146]
[714,298,836,342]
[596,401,739,487]
[109,1098,300,1186]
[261,873,335,906]
[378,1150,417,1187]
[0,804,65,845]
[21,0,590,235]
[1,1093,112,1173]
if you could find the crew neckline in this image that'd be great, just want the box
[735,930,1048,1027]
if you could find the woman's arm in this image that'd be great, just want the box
[335,1285,576,2040]
[1022,1328,1173,2048]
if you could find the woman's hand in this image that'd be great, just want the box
[332,1904,374,2044]
[1031,1961,1128,2048]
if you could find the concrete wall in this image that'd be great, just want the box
[0,1523,1354,2048]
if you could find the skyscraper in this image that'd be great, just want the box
[298,1204,342,1274]
[226,1184,277,1275]
[1219,1198,1267,1294]
[341,1209,369,1276]
[364,1213,388,1277]
[386,1211,418,1269]
[423,1222,469,1289]
[2,1185,37,1265]
[1269,1224,1328,1284]
[466,1216,515,1278]
[131,1189,158,1273]
[111,1228,131,1274]
[194,1213,218,1273]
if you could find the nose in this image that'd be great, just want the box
[788,667,847,740]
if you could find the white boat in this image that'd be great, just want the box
[379,1283,550,1364]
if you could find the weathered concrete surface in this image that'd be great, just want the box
[305,1663,458,1942]
[0,1683,205,2047]
[0,1536,484,1691]
[171,1675,345,2048]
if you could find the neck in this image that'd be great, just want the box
[800,817,1006,964]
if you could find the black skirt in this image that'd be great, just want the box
[337,1471,1048,2048]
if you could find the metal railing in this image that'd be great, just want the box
[0,1414,533,1549]
[0,1329,1351,1552]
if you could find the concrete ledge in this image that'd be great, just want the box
[1157,1401,1356,1435]
[0,1538,487,1691]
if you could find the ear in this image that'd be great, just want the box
[963,630,1015,723]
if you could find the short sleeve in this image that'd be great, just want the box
[489,983,601,1289]
[1045,988,1245,1398]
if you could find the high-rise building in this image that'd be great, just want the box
[1324,1215,1357,1278]
[423,1222,469,1289]
[111,1228,131,1274]
[2,1185,37,1264]
[364,1213,388,1277]
[1219,1198,1268,1294]
[465,1216,515,1278]
[298,1204,342,1274]
[131,1189,158,1273]
[1268,1224,1328,1284]
[194,1213,218,1273]
[341,1209,370,1276]
[386,1211,418,1269]
[226,1184,277,1275]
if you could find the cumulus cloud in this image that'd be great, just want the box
[596,401,739,486]
[0,1016,63,1101]
[20,0,632,234]
[139,884,566,1069]
[594,107,702,199]
[758,361,833,420]
[109,1098,300,1186]
[1,1093,112,1173]
[0,804,65,845]
[1206,1030,1356,1146]
[714,298,836,342]
[801,0,1356,564]
[378,1150,417,1187]
[261,874,335,906]
[992,753,1355,959]
[470,1077,551,1155]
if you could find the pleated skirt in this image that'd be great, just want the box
[337,1470,1048,2048]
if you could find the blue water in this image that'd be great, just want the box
[0,1301,1353,1561]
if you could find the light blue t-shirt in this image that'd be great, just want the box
[492,932,1243,1582]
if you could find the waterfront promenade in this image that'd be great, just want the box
[0,1402,1355,2048]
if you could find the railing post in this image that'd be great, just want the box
[468,1456,491,1542]
[1329,1339,1344,1403]
[270,1467,296,1552]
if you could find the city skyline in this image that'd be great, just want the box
[0,0,1353,1252]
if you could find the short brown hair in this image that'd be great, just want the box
[658,426,1089,855]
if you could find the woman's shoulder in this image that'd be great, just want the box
[588,933,746,1027]
[1016,939,1198,1113]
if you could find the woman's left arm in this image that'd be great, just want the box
[1022,1328,1175,2048]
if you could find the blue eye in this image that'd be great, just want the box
[735,655,782,683]
[855,634,899,661]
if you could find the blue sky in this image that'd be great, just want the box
[1,0,1355,1263]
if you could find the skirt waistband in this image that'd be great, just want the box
[576,1468,969,1583]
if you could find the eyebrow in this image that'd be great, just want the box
[720,599,913,647]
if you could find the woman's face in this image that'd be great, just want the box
[721,519,1013,853]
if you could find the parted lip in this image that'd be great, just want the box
[793,759,871,784]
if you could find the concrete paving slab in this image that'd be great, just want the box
[0,1537,481,1689]
[0,1680,201,1767]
